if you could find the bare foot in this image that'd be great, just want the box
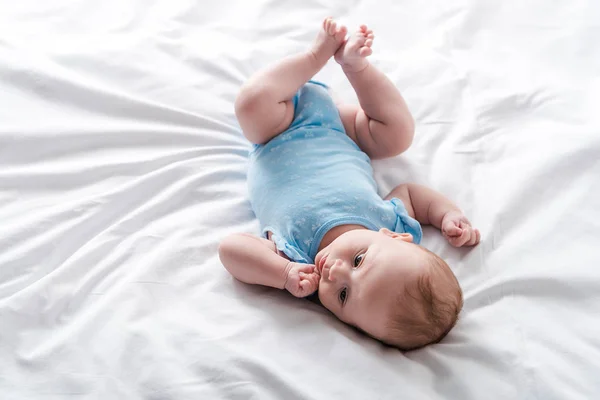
[334,24,374,72]
[311,17,348,65]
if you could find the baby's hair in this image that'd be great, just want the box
[384,247,463,351]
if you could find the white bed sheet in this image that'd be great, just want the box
[1,0,600,399]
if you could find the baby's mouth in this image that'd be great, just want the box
[317,254,328,275]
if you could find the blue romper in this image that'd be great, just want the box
[247,81,422,264]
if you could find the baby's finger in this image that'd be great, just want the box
[444,225,463,237]
[464,228,476,246]
[458,219,472,229]
[450,229,469,247]
[466,228,480,246]
[458,229,471,246]
[298,264,316,273]
[461,229,474,245]
[312,272,321,284]
[463,229,475,246]
[300,279,316,295]
[448,237,462,247]
[300,279,311,290]
[302,271,316,280]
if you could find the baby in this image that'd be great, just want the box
[219,18,480,350]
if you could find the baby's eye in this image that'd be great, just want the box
[353,253,365,268]
[339,288,347,304]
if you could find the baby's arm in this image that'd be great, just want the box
[219,234,320,297]
[385,184,481,247]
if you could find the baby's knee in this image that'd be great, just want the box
[235,82,270,118]
[218,233,248,260]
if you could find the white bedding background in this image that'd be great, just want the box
[1,0,600,399]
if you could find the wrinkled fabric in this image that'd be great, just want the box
[1,0,599,399]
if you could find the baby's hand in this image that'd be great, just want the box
[441,210,481,247]
[284,262,320,298]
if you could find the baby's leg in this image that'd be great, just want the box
[236,18,347,145]
[335,25,414,159]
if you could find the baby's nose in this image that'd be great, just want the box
[327,259,345,282]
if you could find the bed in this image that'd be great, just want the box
[1,0,599,398]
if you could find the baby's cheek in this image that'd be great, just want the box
[317,285,328,307]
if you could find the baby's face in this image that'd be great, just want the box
[316,228,427,340]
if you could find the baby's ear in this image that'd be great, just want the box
[379,228,413,243]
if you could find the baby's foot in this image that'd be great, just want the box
[311,17,348,64]
[334,25,374,72]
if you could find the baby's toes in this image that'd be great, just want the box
[359,47,372,57]
[365,38,373,47]
[351,34,366,47]
[335,25,347,40]
[328,21,338,35]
